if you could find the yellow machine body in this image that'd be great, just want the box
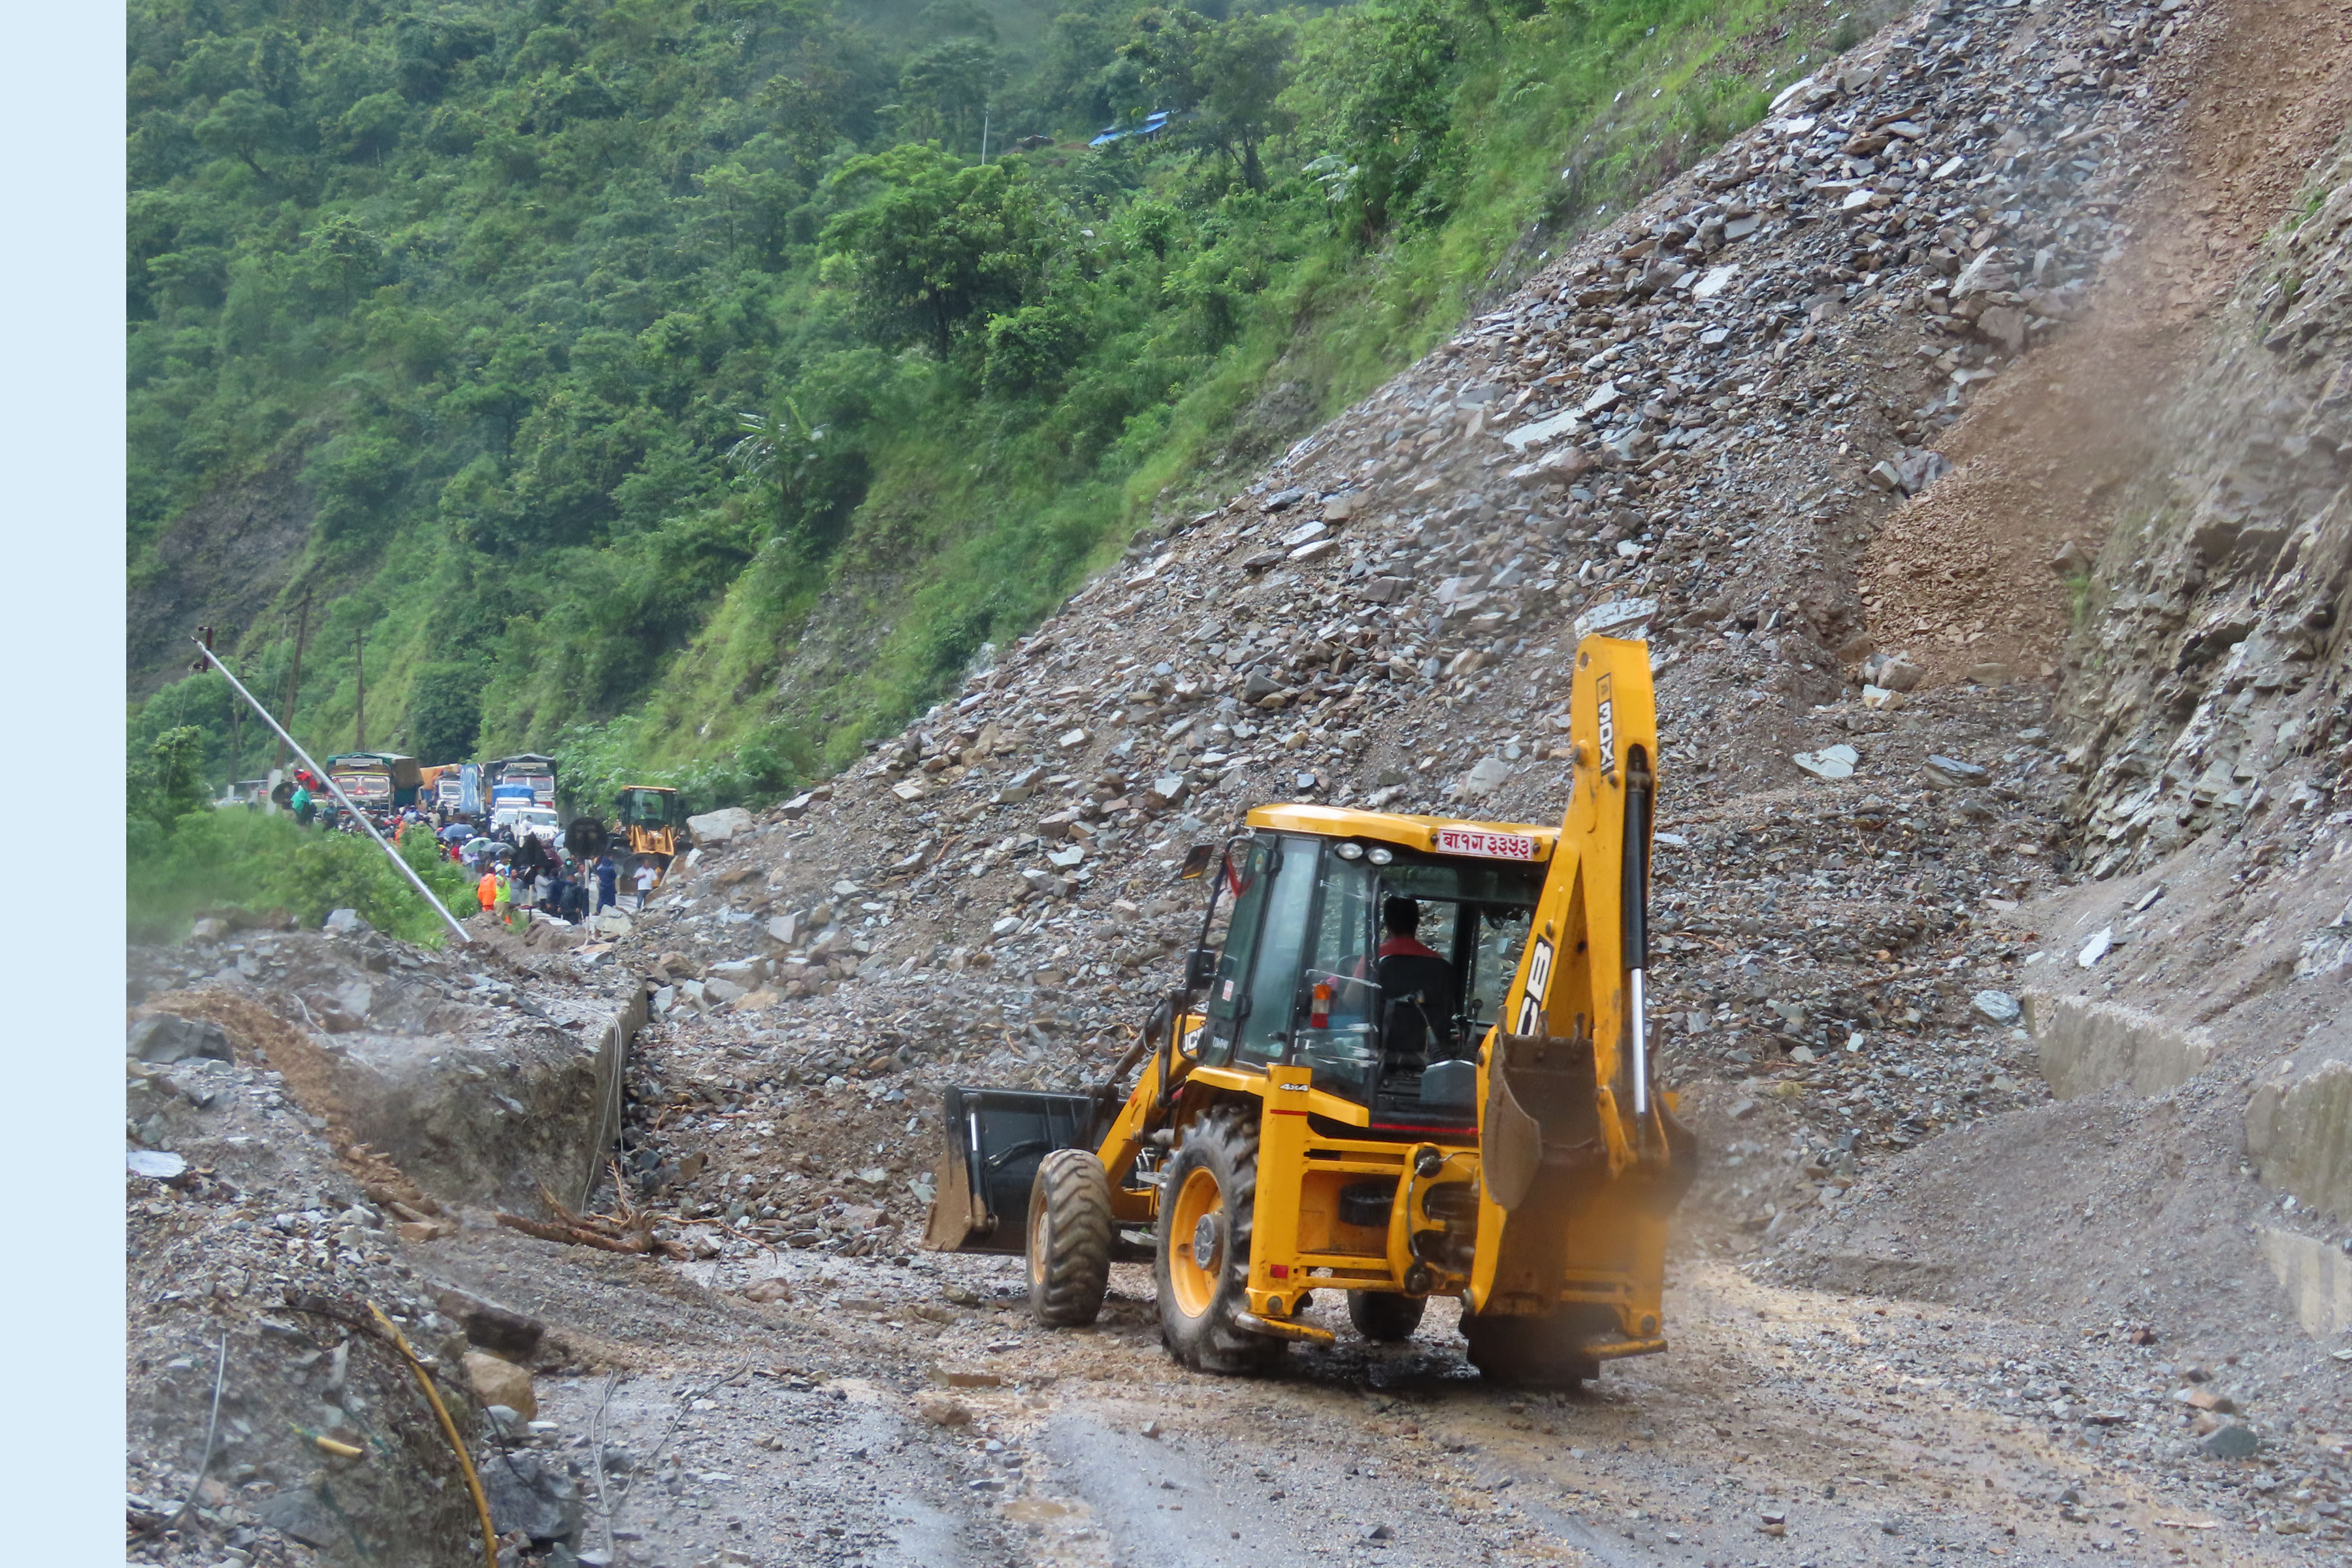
[615,785,682,883]
[926,632,1695,1378]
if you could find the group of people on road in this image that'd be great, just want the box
[262,776,664,926]
[471,831,625,928]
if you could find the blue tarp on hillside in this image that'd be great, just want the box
[1089,110,1173,148]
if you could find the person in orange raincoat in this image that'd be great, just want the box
[477,869,499,915]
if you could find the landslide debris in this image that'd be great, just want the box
[127,1,2352,1560]
[125,923,642,1568]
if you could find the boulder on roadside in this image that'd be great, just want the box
[463,1350,536,1422]
[436,1287,546,1358]
[480,1450,579,1544]
[2198,1423,2259,1460]
[686,806,755,843]
[1921,755,1989,789]
[1970,990,2020,1025]
[915,1394,973,1427]
[1876,656,1925,693]
[129,1013,234,1066]
[1463,757,1511,798]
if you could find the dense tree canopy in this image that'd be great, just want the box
[128,0,1797,821]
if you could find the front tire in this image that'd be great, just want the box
[1154,1107,1285,1374]
[1347,1290,1428,1343]
[1462,1312,1599,1388]
[1028,1149,1113,1328]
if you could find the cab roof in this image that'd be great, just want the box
[1245,803,1558,862]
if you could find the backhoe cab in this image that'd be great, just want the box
[924,627,1697,1384]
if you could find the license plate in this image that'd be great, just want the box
[1436,826,1537,860]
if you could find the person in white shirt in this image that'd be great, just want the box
[632,860,658,909]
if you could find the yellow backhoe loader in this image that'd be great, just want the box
[615,785,684,889]
[924,620,1697,1384]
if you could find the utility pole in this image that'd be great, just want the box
[354,630,365,752]
[192,626,235,800]
[192,634,471,945]
[980,110,990,165]
[274,592,310,774]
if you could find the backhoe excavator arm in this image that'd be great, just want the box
[1467,629,1696,1322]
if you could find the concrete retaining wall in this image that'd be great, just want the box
[2258,1226,2352,1339]
[579,984,647,1210]
[2025,988,2352,1231]
[2247,1053,2352,1223]
[2021,990,2218,1100]
[329,986,645,1218]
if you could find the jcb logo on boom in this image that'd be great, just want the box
[1515,938,1554,1035]
[1595,674,1617,779]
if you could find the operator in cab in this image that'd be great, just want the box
[1376,896,1457,1064]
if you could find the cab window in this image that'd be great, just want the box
[1201,838,1277,1064]
[1462,904,1535,1035]
[1300,855,1379,1029]
[1234,838,1320,1065]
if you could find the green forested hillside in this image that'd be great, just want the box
[129,0,1838,811]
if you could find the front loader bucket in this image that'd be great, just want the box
[923,1087,1102,1254]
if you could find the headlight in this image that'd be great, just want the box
[1335,842,1364,860]
[1367,846,1394,866]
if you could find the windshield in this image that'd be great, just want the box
[1375,850,1544,1042]
[1463,904,1535,1033]
[1301,855,1380,1026]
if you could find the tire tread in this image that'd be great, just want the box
[1029,1149,1113,1328]
[1155,1106,1285,1374]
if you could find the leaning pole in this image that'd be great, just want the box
[189,634,472,945]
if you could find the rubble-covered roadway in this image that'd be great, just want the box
[129,0,2352,1563]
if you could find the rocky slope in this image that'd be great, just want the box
[591,0,2278,1254]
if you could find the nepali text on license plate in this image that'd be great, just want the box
[1436,826,1536,860]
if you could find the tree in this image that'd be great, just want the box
[894,37,1001,151]
[821,144,1056,359]
[194,88,287,179]
[1191,11,1296,193]
[301,214,384,304]
[338,91,408,163]
[1298,0,1465,240]
[1120,7,1296,192]
[983,291,1092,395]
[407,663,484,762]
[133,727,214,832]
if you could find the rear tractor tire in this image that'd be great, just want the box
[1461,1312,1600,1388]
[1347,1290,1428,1343]
[1154,1107,1286,1375]
[1027,1149,1113,1328]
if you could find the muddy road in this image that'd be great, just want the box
[429,1230,2323,1568]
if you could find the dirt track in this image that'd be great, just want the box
[433,1231,2325,1568]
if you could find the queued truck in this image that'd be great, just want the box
[482,753,558,809]
[324,752,424,809]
